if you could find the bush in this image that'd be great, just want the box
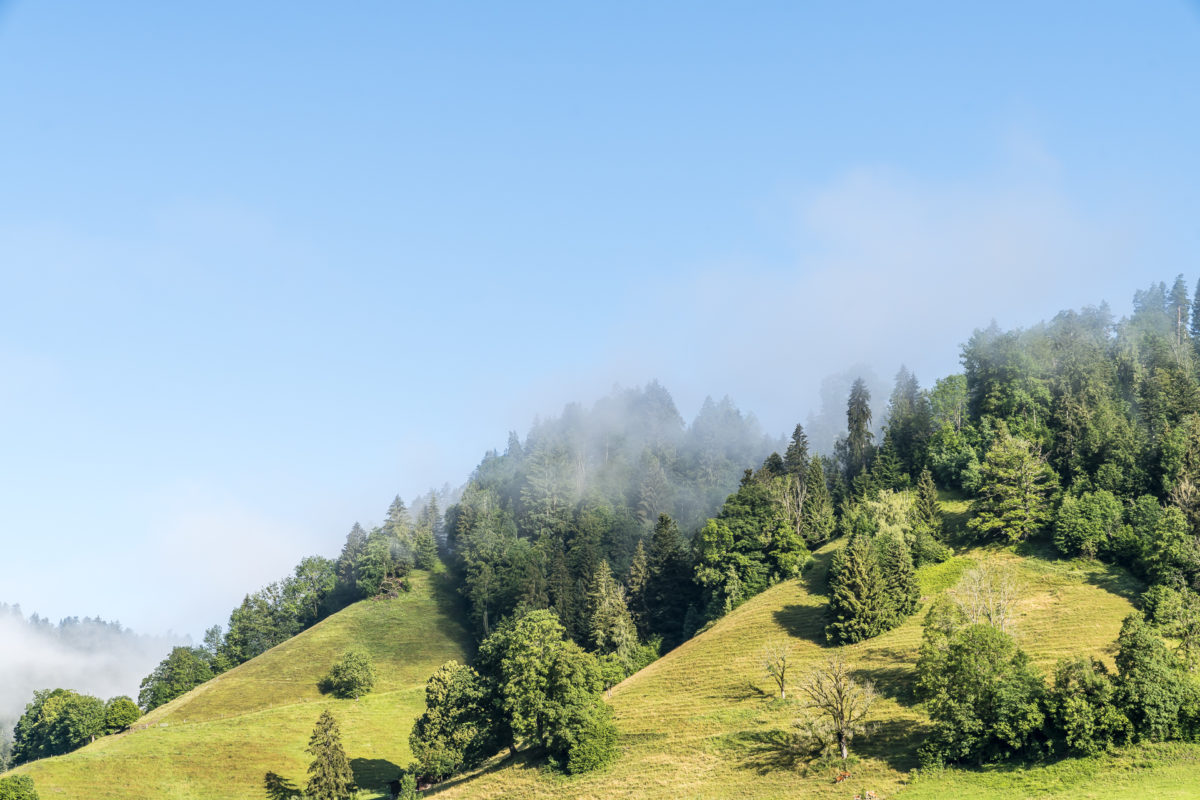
[557,698,618,774]
[103,696,141,733]
[1046,657,1130,756]
[0,775,38,800]
[321,649,376,699]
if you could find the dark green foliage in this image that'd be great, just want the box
[1145,506,1200,588]
[138,647,214,712]
[801,456,836,547]
[913,469,943,537]
[968,428,1058,543]
[625,540,650,636]
[783,423,809,478]
[842,377,875,485]
[695,472,810,617]
[825,533,888,644]
[1143,585,1200,667]
[410,661,500,780]
[885,365,934,479]
[471,609,618,773]
[1046,657,1130,756]
[414,527,440,570]
[305,709,354,800]
[586,560,638,666]
[642,514,695,646]
[0,775,38,800]
[917,623,1047,766]
[320,648,376,699]
[1115,613,1189,742]
[1053,489,1123,559]
[876,531,919,623]
[11,689,106,765]
[102,696,141,733]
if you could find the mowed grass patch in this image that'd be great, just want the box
[10,570,470,800]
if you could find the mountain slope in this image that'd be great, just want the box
[8,570,470,799]
[426,539,1160,799]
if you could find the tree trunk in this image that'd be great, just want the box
[839,736,848,760]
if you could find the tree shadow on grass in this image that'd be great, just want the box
[422,749,529,796]
[264,772,303,800]
[852,717,925,771]
[804,548,837,597]
[723,728,810,775]
[723,680,772,702]
[772,604,832,647]
[851,661,917,706]
[350,758,403,795]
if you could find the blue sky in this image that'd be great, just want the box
[1,1,1198,638]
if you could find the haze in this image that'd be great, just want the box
[1,2,1198,644]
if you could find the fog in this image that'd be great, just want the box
[0,605,183,730]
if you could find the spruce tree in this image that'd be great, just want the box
[414,527,439,570]
[801,456,836,547]
[870,433,905,491]
[646,514,693,645]
[626,541,650,637]
[1190,277,1200,346]
[845,378,875,482]
[968,429,1058,543]
[305,709,354,800]
[784,423,809,480]
[385,495,411,541]
[877,531,919,624]
[1169,273,1190,347]
[826,532,888,644]
[586,561,638,662]
[914,468,943,536]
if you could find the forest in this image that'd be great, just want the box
[8,275,1200,796]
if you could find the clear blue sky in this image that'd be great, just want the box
[1,1,1198,638]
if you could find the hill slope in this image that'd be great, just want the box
[426,538,1192,800]
[8,570,470,799]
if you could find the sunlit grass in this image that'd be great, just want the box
[9,571,470,799]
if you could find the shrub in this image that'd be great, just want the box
[0,775,38,800]
[103,696,141,733]
[321,649,376,699]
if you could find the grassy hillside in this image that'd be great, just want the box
[7,570,470,800]
[427,507,1188,799]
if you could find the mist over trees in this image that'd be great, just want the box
[0,605,179,741]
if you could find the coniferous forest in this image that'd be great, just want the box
[8,277,1200,797]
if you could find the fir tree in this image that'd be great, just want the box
[826,532,888,644]
[1190,277,1200,346]
[305,709,354,800]
[626,540,650,637]
[784,423,810,480]
[801,456,836,547]
[385,495,411,541]
[845,377,875,482]
[645,514,693,646]
[877,531,919,623]
[870,433,905,491]
[968,428,1058,543]
[585,561,638,663]
[914,468,943,536]
[1169,274,1190,347]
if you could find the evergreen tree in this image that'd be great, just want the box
[844,378,875,483]
[414,527,439,570]
[645,514,694,644]
[870,433,905,491]
[968,428,1058,543]
[913,468,943,535]
[334,523,367,600]
[385,495,411,541]
[1169,274,1190,347]
[305,709,354,800]
[826,532,888,644]
[784,423,809,479]
[1190,277,1200,347]
[585,561,638,664]
[626,540,650,637]
[801,456,836,546]
[877,531,919,623]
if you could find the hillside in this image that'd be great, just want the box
[425,522,1197,799]
[7,571,470,800]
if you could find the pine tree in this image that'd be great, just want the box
[845,378,875,482]
[646,514,693,646]
[385,495,411,541]
[914,468,943,536]
[1170,274,1190,347]
[877,531,919,624]
[784,423,810,480]
[968,428,1059,543]
[586,561,638,662]
[826,532,888,644]
[801,456,836,547]
[305,709,354,800]
[626,541,650,637]
[1190,277,1200,346]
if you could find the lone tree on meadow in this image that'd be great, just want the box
[762,640,792,700]
[796,656,877,760]
[305,709,354,800]
[321,648,376,699]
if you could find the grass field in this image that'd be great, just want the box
[6,570,470,799]
[427,527,1149,800]
[11,496,1198,800]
